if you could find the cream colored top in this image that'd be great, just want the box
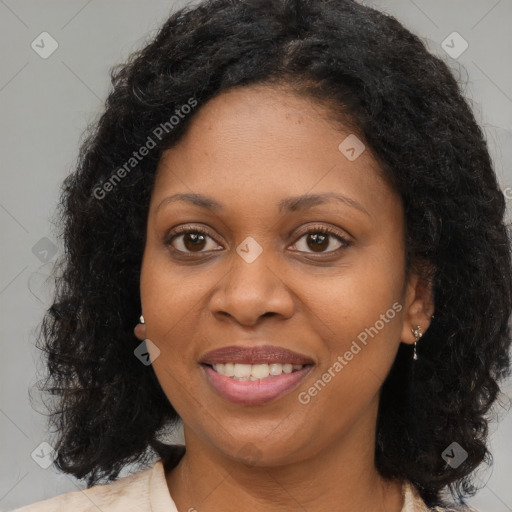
[11,459,457,512]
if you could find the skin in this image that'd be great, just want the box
[134,84,434,512]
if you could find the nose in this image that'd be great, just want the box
[209,249,295,327]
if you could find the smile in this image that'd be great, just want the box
[202,363,313,404]
[211,362,305,380]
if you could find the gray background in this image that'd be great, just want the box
[1,1,511,510]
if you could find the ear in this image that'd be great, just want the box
[134,322,147,341]
[400,270,435,345]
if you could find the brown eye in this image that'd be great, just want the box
[166,227,222,254]
[180,232,208,252]
[305,233,330,252]
[290,226,351,254]
[165,224,351,257]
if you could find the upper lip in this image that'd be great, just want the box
[200,345,314,365]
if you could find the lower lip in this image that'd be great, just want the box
[202,364,312,405]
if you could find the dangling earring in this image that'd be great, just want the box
[139,314,145,324]
[411,325,423,361]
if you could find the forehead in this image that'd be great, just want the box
[150,85,400,222]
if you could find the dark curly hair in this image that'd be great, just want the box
[35,0,512,508]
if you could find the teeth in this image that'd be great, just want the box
[234,363,252,378]
[211,362,305,380]
[250,364,269,379]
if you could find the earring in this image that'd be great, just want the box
[411,325,423,361]
[139,314,145,324]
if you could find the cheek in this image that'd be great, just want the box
[140,247,201,329]
[303,249,405,400]
[139,253,196,381]
[141,265,201,412]
[310,249,404,339]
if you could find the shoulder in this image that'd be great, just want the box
[10,459,165,512]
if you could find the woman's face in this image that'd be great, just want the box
[140,84,432,466]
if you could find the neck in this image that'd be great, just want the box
[165,411,404,512]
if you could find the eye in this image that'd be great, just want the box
[290,224,351,254]
[164,223,351,257]
[165,226,222,254]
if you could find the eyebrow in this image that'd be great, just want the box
[155,192,370,217]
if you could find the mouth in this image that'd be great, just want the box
[204,362,309,380]
[199,344,314,404]
[200,360,313,405]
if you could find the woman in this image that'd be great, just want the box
[14,0,511,510]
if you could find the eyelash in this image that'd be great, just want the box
[164,224,352,258]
